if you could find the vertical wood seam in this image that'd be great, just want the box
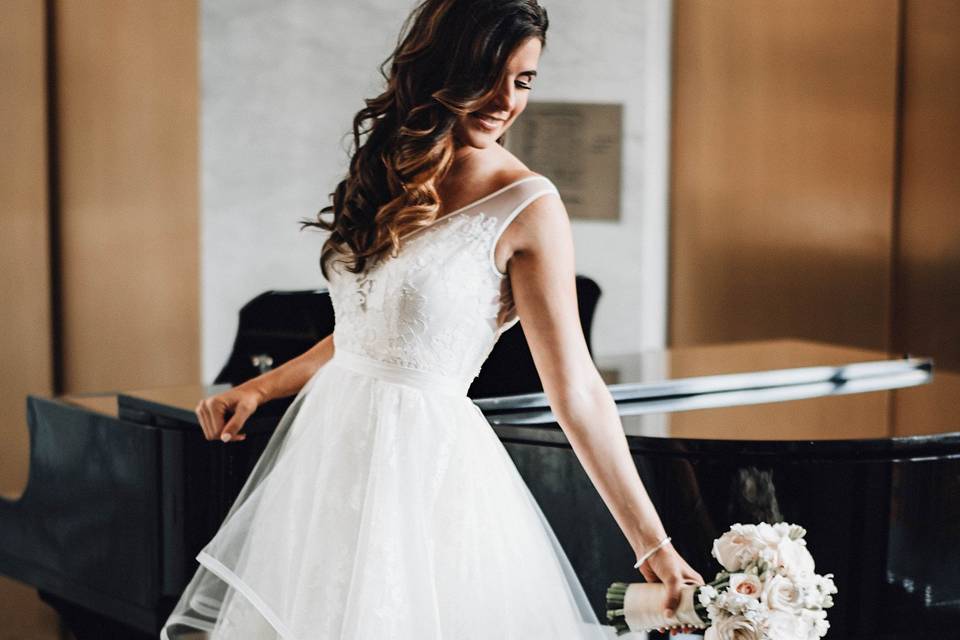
[888,0,908,436]
[43,0,63,395]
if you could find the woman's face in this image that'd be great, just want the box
[453,36,541,149]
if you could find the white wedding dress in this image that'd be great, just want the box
[160,175,614,639]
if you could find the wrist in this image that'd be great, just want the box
[238,379,270,405]
[631,526,670,556]
[633,535,672,569]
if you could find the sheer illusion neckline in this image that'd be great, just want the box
[399,174,545,243]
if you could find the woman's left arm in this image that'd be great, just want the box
[502,192,703,609]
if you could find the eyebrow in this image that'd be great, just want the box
[519,70,538,77]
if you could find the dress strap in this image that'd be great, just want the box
[485,175,561,278]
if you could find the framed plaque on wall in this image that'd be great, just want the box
[504,101,622,221]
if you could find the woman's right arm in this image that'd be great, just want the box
[195,333,335,442]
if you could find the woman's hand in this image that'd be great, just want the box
[194,384,264,443]
[638,543,705,635]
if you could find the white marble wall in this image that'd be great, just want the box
[201,0,673,381]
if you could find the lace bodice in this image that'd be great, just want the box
[326,175,560,390]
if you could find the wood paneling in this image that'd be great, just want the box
[891,0,960,434]
[0,1,59,635]
[53,0,200,391]
[669,1,900,350]
[1,0,53,497]
[3,1,200,634]
[894,0,960,371]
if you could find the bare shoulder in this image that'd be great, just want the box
[493,171,568,274]
[490,144,541,185]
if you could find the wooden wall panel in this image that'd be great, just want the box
[54,0,200,392]
[0,2,60,636]
[892,0,960,435]
[894,0,960,371]
[669,1,900,350]
[1,0,52,497]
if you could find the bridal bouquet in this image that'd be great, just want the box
[606,522,838,639]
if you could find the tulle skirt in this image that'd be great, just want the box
[160,349,614,639]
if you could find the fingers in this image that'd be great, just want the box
[219,398,255,442]
[663,581,682,618]
[682,565,705,586]
[195,400,214,440]
[195,396,230,442]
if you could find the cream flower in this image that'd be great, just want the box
[755,523,784,547]
[729,573,763,600]
[762,574,804,614]
[775,539,816,577]
[712,525,764,572]
[800,608,830,639]
[762,610,805,640]
[711,613,763,640]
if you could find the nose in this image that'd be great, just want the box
[488,77,516,113]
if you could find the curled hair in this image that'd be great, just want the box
[299,0,549,278]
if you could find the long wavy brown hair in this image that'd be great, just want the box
[299,0,549,279]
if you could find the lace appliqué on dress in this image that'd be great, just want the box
[328,211,505,385]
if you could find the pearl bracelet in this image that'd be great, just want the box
[633,535,672,569]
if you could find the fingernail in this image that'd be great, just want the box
[221,433,231,442]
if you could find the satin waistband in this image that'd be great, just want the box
[330,349,470,398]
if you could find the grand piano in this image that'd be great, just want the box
[1,287,956,639]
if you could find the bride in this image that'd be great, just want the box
[163,0,703,637]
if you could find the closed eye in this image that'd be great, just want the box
[516,71,536,90]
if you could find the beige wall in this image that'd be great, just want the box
[893,0,960,432]
[0,1,199,636]
[895,0,960,370]
[55,0,200,392]
[0,1,59,636]
[669,0,900,352]
[670,0,959,370]
[669,0,960,434]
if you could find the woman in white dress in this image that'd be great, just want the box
[161,1,704,638]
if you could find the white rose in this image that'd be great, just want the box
[755,523,783,546]
[762,610,805,640]
[712,613,763,640]
[729,573,763,599]
[762,574,804,614]
[713,526,763,572]
[776,539,816,577]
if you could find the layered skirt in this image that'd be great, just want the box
[160,349,613,639]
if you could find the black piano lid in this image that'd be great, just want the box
[98,338,957,459]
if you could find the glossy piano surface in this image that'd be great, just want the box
[482,340,958,639]
[2,338,956,639]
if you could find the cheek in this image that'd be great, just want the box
[453,116,475,139]
[505,105,526,131]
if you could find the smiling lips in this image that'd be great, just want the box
[470,112,505,131]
